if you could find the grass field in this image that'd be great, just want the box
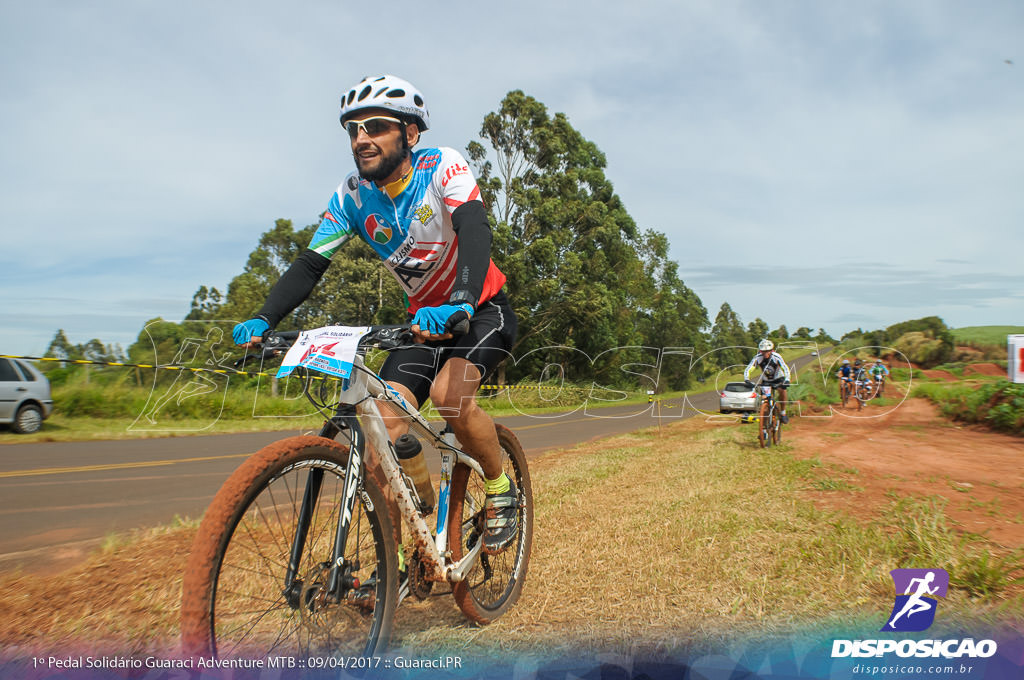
[1,414,1019,661]
[952,326,1024,346]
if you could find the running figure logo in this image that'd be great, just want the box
[882,568,949,632]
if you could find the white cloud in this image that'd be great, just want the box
[1,0,1022,355]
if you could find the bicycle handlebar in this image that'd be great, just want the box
[234,324,425,369]
[745,376,789,388]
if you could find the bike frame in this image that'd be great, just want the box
[755,384,776,414]
[752,377,786,447]
[282,349,487,602]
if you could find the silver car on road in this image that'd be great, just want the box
[0,358,54,433]
[719,381,757,413]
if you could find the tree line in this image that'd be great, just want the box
[44,91,840,392]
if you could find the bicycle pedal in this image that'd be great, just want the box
[346,585,377,612]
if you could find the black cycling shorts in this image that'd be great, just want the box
[379,290,517,406]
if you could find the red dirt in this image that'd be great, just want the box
[964,363,1006,377]
[922,369,958,380]
[788,395,1024,549]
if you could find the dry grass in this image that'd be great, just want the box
[1,417,1020,663]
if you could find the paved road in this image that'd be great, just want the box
[0,350,825,570]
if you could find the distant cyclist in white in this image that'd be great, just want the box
[744,339,792,423]
[888,571,939,628]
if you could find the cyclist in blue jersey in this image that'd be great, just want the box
[233,75,518,555]
[836,359,854,400]
[744,339,791,423]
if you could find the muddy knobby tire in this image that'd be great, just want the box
[181,435,397,660]
[448,424,533,624]
[758,399,771,448]
[772,403,783,446]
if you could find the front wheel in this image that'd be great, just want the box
[771,403,783,445]
[758,399,770,448]
[181,435,397,660]
[448,424,533,624]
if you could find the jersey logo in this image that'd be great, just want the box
[441,163,469,187]
[413,204,434,224]
[417,153,441,170]
[364,213,393,245]
[392,242,445,289]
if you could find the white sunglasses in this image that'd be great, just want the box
[344,115,403,139]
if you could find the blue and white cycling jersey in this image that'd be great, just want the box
[744,351,791,383]
[307,146,505,313]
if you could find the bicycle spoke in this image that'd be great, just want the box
[182,440,397,660]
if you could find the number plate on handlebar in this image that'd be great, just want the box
[276,325,371,379]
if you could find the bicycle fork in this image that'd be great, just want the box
[282,407,366,607]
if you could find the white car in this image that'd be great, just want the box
[0,358,54,433]
[719,381,757,413]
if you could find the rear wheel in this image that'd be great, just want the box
[449,424,533,624]
[181,435,397,659]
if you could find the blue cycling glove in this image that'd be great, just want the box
[233,317,269,345]
[411,303,473,335]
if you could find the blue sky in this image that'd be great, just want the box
[2,1,1022,357]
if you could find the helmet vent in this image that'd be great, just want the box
[413,94,424,106]
[358,85,372,101]
[386,89,406,98]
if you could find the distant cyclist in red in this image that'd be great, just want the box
[232,75,519,555]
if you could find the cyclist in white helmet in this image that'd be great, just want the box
[233,75,519,557]
[744,339,792,423]
[869,358,890,396]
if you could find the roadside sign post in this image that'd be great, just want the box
[1009,335,1024,384]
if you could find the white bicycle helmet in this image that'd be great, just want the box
[758,339,774,352]
[340,75,430,131]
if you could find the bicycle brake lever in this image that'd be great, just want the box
[234,352,263,369]
[372,326,415,350]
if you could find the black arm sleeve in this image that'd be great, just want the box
[448,200,492,308]
[256,249,331,327]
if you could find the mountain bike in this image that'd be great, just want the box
[872,373,887,398]
[180,325,533,659]
[748,377,787,448]
[854,377,872,410]
[838,375,852,408]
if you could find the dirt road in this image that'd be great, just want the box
[787,394,1024,549]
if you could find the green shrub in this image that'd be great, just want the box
[913,380,1024,435]
[894,331,952,368]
